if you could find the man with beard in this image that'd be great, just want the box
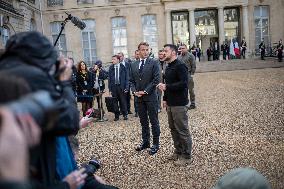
[157,44,192,166]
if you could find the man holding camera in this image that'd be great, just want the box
[0,31,117,189]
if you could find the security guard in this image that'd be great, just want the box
[178,44,196,109]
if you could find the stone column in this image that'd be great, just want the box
[242,5,249,51]
[218,6,225,46]
[189,9,196,46]
[165,9,173,44]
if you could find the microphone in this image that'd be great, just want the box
[66,12,86,30]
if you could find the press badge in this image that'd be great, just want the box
[84,81,87,85]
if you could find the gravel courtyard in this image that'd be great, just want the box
[77,66,284,189]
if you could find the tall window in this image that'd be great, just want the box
[224,8,240,43]
[47,0,63,6]
[1,27,10,46]
[30,18,37,31]
[254,6,269,52]
[142,15,158,57]
[50,22,67,56]
[112,17,128,57]
[171,12,189,45]
[77,0,93,4]
[194,10,218,36]
[82,20,97,67]
[194,10,218,49]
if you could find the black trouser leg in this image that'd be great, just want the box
[145,101,160,146]
[138,101,150,144]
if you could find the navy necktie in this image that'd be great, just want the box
[115,66,119,84]
[139,59,145,73]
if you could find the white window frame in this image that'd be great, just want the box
[111,17,128,57]
[81,19,97,67]
[1,26,10,46]
[50,22,67,56]
[254,6,270,52]
[142,14,158,57]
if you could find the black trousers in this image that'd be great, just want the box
[126,91,131,112]
[138,100,160,146]
[278,50,283,62]
[241,49,246,59]
[112,85,127,118]
[261,50,265,60]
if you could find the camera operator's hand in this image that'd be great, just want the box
[0,108,28,181]
[16,114,41,147]
[94,175,106,185]
[63,168,87,189]
[59,57,73,81]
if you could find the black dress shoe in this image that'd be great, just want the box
[149,145,159,155]
[114,117,119,121]
[188,104,196,110]
[134,113,138,117]
[123,116,128,120]
[135,143,150,151]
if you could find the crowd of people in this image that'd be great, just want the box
[0,31,274,189]
[185,38,283,62]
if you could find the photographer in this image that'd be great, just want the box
[90,60,108,110]
[0,31,117,189]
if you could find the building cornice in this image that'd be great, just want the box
[43,2,161,13]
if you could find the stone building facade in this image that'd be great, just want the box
[1,0,283,65]
[0,0,42,52]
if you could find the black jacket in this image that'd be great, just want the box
[89,67,108,92]
[163,58,189,106]
[0,31,79,189]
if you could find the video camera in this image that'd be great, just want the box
[4,91,57,129]
[81,159,101,176]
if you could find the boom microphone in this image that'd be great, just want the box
[66,12,86,30]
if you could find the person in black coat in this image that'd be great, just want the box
[117,52,132,114]
[0,31,80,188]
[213,42,220,60]
[0,31,117,189]
[90,60,108,110]
[129,42,160,155]
[240,38,247,59]
[277,39,283,62]
[76,61,93,116]
[157,44,192,166]
[206,47,212,61]
[259,38,266,60]
[108,55,129,121]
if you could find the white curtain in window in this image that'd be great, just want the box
[142,15,158,57]
[81,19,97,67]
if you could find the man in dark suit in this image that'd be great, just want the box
[108,55,129,121]
[129,42,160,155]
[117,52,132,115]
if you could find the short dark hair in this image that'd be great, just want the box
[138,42,149,50]
[158,49,164,53]
[164,44,178,54]
[112,55,120,59]
[118,52,124,56]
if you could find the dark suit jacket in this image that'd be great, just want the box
[121,59,131,89]
[129,58,160,102]
[108,63,129,94]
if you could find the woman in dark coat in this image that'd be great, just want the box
[76,61,93,116]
